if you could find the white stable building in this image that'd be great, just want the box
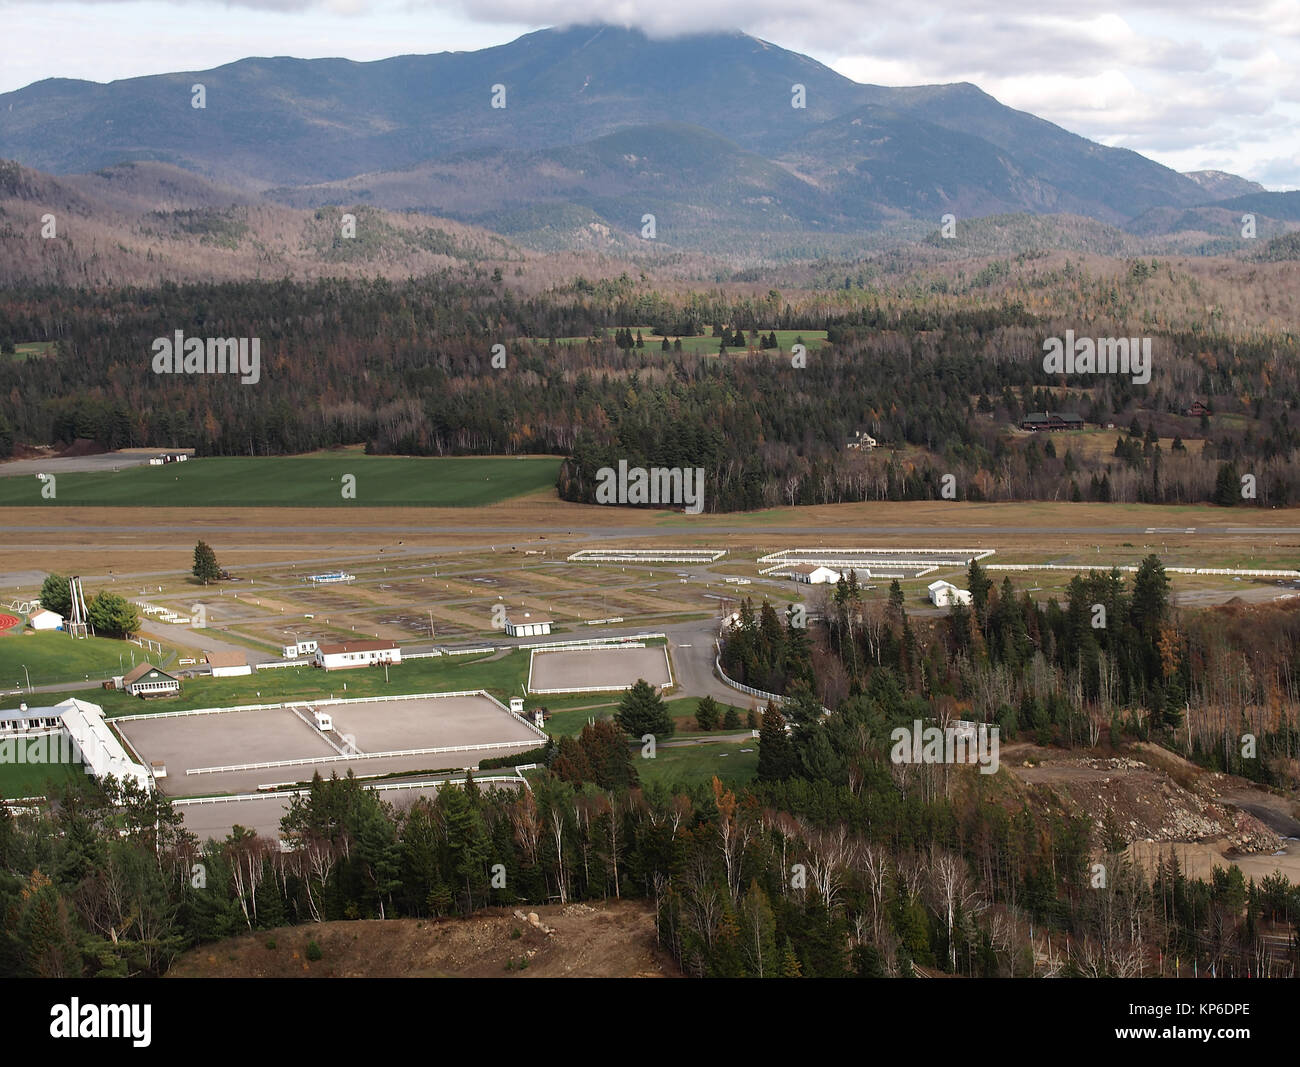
[505,612,552,638]
[282,639,319,659]
[0,698,152,792]
[27,608,63,631]
[786,564,842,585]
[314,639,401,670]
[205,651,251,678]
[928,580,973,607]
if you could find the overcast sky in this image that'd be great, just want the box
[2,0,1296,188]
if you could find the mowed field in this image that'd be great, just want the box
[0,631,174,689]
[0,454,561,507]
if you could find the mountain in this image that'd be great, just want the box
[0,160,521,286]
[0,24,1266,251]
[1183,170,1265,201]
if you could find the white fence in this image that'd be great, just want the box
[715,657,787,705]
[255,659,310,670]
[519,632,665,650]
[714,656,829,714]
[172,775,526,806]
[986,563,1300,578]
[527,643,674,695]
[185,738,541,777]
[567,549,725,563]
[113,688,501,723]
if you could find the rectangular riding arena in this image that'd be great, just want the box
[114,692,544,797]
[527,644,673,694]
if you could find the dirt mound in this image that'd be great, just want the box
[165,899,678,979]
[1004,744,1282,853]
[58,438,105,457]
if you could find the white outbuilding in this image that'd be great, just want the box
[505,612,552,637]
[28,608,63,631]
[787,564,842,585]
[928,580,973,607]
[314,640,401,670]
[206,651,251,678]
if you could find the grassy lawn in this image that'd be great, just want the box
[0,759,86,799]
[0,631,175,689]
[0,649,531,716]
[0,454,561,507]
[639,739,758,788]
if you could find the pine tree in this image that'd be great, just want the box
[757,705,795,781]
[695,695,720,731]
[193,540,221,584]
[614,679,674,740]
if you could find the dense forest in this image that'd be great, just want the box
[1,263,1298,510]
[724,561,1300,787]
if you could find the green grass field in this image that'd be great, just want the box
[0,759,86,799]
[0,454,561,507]
[0,632,173,689]
[640,740,758,787]
[0,648,530,717]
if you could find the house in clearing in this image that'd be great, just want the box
[1184,400,1211,417]
[1020,411,1084,432]
[122,662,182,698]
[928,580,973,607]
[314,639,401,671]
[845,429,877,451]
[505,612,552,638]
[205,650,251,678]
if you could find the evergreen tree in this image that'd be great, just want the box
[614,679,674,740]
[757,705,795,781]
[38,573,72,618]
[695,695,720,731]
[193,540,221,584]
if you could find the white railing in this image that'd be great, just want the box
[985,564,1300,578]
[715,657,787,704]
[185,738,542,776]
[519,632,665,650]
[113,688,500,722]
[567,549,725,563]
[172,775,525,806]
[526,643,672,694]
[255,659,310,670]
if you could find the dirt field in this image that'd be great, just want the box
[165,899,678,978]
[528,646,672,692]
[117,694,543,796]
[326,694,538,753]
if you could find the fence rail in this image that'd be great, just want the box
[172,775,526,805]
[986,563,1300,578]
[185,737,542,776]
[113,688,499,722]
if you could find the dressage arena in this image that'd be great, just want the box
[527,644,673,694]
[114,692,544,797]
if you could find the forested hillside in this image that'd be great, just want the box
[2,255,1298,510]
